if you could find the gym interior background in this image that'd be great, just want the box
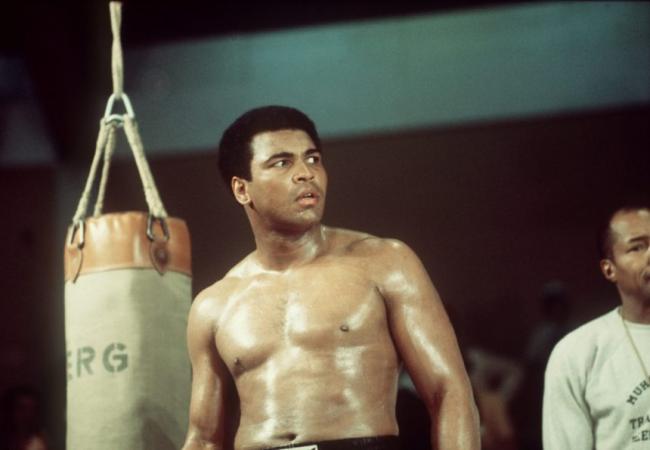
[1,1,649,448]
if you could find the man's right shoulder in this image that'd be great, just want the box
[189,275,244,329]
[192,254,256,310]
[194,277,240,305]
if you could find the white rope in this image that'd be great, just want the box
[70,1,168,225]
[72,121,110,224]
[124,117,168,218]
[109,2,124,98]
[93,125,117,217]
[106,0,167,218]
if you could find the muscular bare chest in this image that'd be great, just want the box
[216,259,388,374]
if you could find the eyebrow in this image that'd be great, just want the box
[626,235,649,243]
[264,148,320,164]
[263,151,295,164]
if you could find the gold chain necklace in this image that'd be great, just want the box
[620,309,650,381]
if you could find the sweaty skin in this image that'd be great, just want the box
[182,129,479,450]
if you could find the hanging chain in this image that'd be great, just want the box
[620,309,650,382]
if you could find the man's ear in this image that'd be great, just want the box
[232,176,251,205]
[600,258,617,283]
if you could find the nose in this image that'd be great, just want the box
[292,160,315,183]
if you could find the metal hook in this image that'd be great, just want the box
[147,215,170,242]
[69,220,85,249]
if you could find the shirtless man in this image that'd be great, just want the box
[182,106,479,450]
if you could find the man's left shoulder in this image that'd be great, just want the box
[327,226,414,260]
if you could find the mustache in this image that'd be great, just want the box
[294,182,324,197]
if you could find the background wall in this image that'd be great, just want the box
[100,105,648,353]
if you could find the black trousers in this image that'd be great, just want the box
[265,436,401,450]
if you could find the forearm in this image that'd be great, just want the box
[429,385,480,450]
[181,415,224,450]
[181,435,222,450]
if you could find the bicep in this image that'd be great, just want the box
[184,297,231,447]
[379,242,468,404]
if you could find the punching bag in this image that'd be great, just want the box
[63,116,192,448]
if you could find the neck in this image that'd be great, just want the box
[251,222,326,271]
[619,294,650,324]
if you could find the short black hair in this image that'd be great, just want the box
[217,105,321,184]
[598,206,649,260]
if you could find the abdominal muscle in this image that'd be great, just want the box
[233,343,400,449]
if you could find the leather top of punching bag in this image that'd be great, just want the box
[64,211,192,282]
